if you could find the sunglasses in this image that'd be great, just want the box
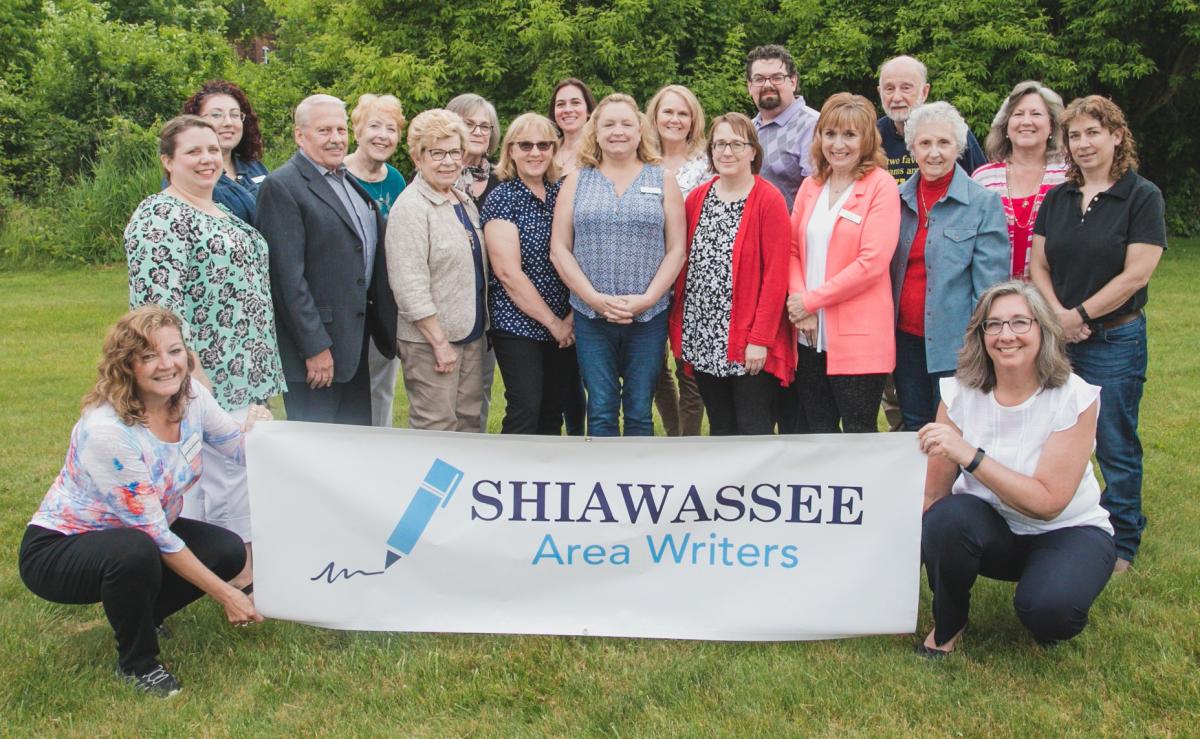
[513,140,555,152]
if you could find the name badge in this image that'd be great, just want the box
[639,186,663,195]
[181,435,202,466]
[250,175,266,184]
[839,209,863,224]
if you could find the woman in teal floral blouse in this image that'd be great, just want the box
[123,115,285,589]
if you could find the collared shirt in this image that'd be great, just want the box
[753,97,819,211]
[1033,168,1167,321]
[878,115,987,187]
[480,177,567,342]
[299,150,378,278]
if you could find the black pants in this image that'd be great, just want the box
[19,520,245,673]
[283,331,372,425]
[694,371,777,435]
[795,345,886,433]
[491,332,580,435]
[921,494,1115,646]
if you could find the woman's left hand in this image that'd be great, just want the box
[1055,307,1092,343]
[917,422,975,466]
[744,344,767,375]
[787,294,811,325]
[241,404,274,433]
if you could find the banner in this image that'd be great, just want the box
[247,423,925,641]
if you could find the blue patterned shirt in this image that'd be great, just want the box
[480,178,567,341]
[571,165,669,322]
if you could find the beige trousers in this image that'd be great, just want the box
[398,337,484,431]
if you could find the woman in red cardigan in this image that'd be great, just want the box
[668,112,794,435]
[787,93,901,432]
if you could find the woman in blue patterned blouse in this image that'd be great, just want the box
[550,94,686,436]
[482,113,580,434]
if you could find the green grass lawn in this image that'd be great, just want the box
[2,247,1198,735]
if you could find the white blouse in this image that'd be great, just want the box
[799,182,853,352]
[941,374,1113,535]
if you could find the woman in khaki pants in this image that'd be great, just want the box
[386,109,488,431]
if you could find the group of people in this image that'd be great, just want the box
[18,44,1166,694]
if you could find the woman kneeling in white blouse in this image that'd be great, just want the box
[916,280,1115,656]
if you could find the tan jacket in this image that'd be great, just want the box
[386,176,487,344]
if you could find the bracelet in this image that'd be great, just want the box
[964,448,986,474]
[1076,304,1092,323]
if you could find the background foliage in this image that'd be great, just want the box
[2,0,1198,263]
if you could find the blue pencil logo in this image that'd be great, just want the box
[384,458,464,568]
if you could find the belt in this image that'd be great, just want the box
[1091,312,1140,331]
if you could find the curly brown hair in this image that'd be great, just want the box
[1060,95,1137,185]
[181,79,264,164]
[82,306,194,426]
[808,93,887,184]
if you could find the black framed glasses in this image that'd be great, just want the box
[749,73,791,88]
[513,141,555,152]
[981,317,1036,335]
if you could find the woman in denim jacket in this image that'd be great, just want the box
[890,102,1009,431]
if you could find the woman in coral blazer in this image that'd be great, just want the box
[787,93,901,433]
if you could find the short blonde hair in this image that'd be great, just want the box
[645,84,707,158]
[496,113,561,182]
[577,94,661,168]
[406,108,469,163]
[83,305,195,426]
[350,94,406,139]
[809,93,887,184]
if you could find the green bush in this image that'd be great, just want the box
[0,118,159,267]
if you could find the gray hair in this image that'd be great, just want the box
[877,55,928,86]
[904,101,968,157]
[294,94,346,128]
[956,280,1072,393]
[985,80,1065,162]
[446,93,500,156]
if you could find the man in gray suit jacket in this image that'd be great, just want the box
[257,94,398,424]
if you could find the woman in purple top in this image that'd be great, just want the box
[550,93,686,436]
[17,306,270,697]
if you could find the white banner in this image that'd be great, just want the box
[247,423,925,641]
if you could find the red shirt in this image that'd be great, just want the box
[898,171,953,336]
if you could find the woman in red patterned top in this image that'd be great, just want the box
[971,81,1068,278]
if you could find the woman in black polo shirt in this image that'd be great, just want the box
[1029,95,1166,573]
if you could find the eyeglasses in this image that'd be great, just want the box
[981,317,1036,335]
[712,140,750,154]
[464,121,493,134]
[749,73,791,88]
[513,140,555,152]
[425,148,464,162]
[204,109,245,122]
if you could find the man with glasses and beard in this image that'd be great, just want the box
[745,44,818,433]
[745,44,819,213]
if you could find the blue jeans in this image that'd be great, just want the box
[1067,314,1148,562]
[574,311,668,436]
[893,330,955,431]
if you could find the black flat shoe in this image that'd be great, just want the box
[915,641,953,659]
